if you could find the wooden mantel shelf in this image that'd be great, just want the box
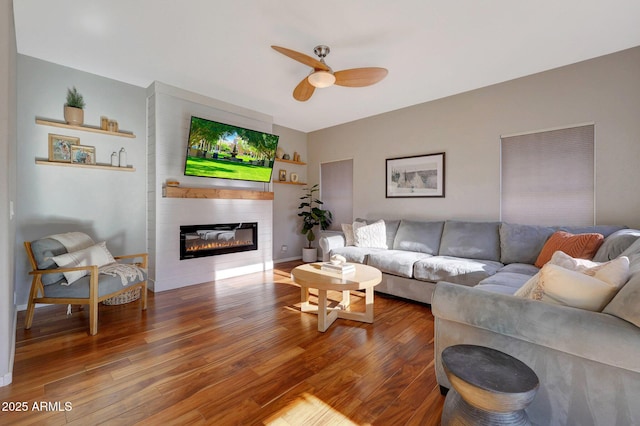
[164,186,274,200]
[36,118,136,138]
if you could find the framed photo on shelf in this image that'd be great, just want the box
[71,145,96,165]
[386,152,445,198]
[278,169,287,181]
[48,134,80,162]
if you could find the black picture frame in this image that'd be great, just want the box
[386,152,445,198]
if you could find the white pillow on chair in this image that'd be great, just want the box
[52,242,116,285]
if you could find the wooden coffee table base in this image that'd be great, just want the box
[300,286,374,332]
[291,263,382,332]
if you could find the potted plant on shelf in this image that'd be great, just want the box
[64,86,85,125]
[298,184,333,262]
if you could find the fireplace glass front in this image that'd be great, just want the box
[179,223,258,260]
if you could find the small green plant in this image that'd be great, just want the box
[298,184,333,248]
[65,86,85,109]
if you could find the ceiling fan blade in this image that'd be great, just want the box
[293,77,315,102]
[271,45,330,71]
[334,67,388,87]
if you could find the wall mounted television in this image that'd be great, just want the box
[184,116,280,183]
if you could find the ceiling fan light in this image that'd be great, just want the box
[308,71,336,88]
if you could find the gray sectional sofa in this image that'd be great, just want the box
[319,219,640,425]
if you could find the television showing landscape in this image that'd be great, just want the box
[184,116,280,183]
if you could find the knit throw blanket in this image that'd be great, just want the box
[99,263,146,286]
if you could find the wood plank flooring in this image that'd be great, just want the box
[1,261,444,425]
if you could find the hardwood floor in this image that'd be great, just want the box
[1,261,444,425]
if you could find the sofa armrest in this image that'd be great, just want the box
[432,281,640,372]
[318,232,346,261]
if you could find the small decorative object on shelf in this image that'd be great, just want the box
[109,120,118,132]
[293,152,301,162]
[119,147,127,167]
[64,86,85,125]
[283,153,291,160]
[276,147,285,159]
[48,133,79,163]
[290,173,299,183]
[101,116,109,130]
[71,145,96,165]
[166,180,180,187]
[279,169,287,181]
[111,151,119,167]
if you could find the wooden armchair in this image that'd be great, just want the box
[24,236,148,335]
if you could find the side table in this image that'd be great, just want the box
[441,344,539,425]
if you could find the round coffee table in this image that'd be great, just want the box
[441,344,539,425]
[291,263,382,332]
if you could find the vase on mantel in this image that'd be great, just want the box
[64,106,84,126]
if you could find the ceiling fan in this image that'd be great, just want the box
[271,45,388,102]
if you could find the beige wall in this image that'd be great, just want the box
[308,46,640,229]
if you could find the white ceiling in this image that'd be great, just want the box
[13,0,640,133]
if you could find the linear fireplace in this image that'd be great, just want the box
[179,223,258,260]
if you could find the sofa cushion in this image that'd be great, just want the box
[477,271,534,290]
[29,238,68,285]
[603,250,640,327]
[499,222,556,265]
[413,256,503,286]
[330,246,385,265]
[392,220,444,254]
[560,225,626,238]
[367,250,432,278]
[43,270,147,299]
[593,229,640,262]
[498,263,540,276]
[439,221,501,262]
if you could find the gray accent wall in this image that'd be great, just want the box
[14,55,147,307]
[1,0,17,387]
[308,46,640,230]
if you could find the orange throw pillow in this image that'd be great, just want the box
[535,231,604,268]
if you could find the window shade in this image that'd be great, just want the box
[501,125,594,226]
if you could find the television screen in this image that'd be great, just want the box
[184,116,280,183]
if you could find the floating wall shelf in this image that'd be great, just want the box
[164,186,274,200]
[35,160,135,172]
[275,158,306,165]
[273,180,307,186]
[36,118,136,138]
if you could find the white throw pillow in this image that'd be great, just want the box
[342,221,365,246]
[52,242,116,285]
[514,252,630,300]
[354,220,387,249]
[531,264,626,311]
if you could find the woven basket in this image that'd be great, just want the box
[102,287,141,305]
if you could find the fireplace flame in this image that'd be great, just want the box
[186,240,252,252]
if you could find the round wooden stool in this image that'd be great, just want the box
[441,344,539,426]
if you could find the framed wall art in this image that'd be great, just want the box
[386,152,445,198]
[48,133,80,162]
[70,145,96,165]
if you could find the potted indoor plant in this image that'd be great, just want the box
[64,86,85,125]
[298,184,332,262]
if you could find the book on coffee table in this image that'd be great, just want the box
[321,262,356,274]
